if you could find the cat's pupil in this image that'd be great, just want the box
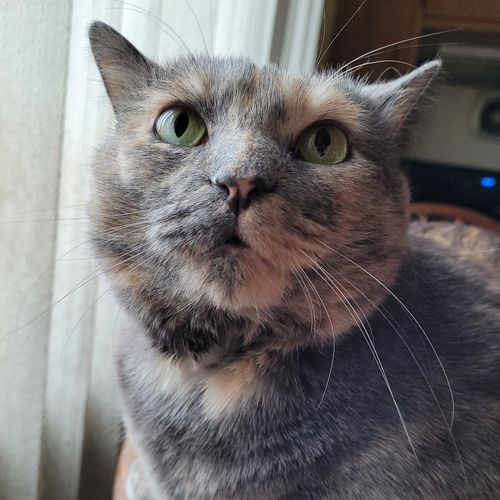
[174,111,189,137]
[315,128,331,156]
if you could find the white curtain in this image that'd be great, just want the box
[0,1,323,499]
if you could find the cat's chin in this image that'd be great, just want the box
[216,248,287,311]
[181,243,287,312]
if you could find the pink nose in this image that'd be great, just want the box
[226,178,256,203]
[214,175,258,216]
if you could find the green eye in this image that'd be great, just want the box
[155,107,206,146]
[296,124,349,165]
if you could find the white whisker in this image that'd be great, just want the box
[311,237,456,430]
[294,263,336,411]
[299,249,417,458]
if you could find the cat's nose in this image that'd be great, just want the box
[213,174,264,216]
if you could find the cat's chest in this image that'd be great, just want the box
[121,347,267,428]
[116,320,470,499]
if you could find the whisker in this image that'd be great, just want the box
[316,0,368,68]
[300,250,417,457]
[329,265,466,478]
[337,42,462,79]
[293,263,336,411]
[182,0,209,56]
[292,264,317,346]
[53,247,155,370]
[3,243,151,339]
[110,304,123,370]
[14,237,102,330]
[0,217,91,224]
[112,1,195,60]
[336,29,458,75]
[339,59,417,78]
[315,5,328,68]
[13,215,156,332]
[209,0,214,54]
[311,237,456,429]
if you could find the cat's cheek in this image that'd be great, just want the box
[116,147,140,187]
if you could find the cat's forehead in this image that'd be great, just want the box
[133,57,364,138]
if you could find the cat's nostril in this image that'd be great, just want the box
[212,175,275,216]
[212,175,261,216]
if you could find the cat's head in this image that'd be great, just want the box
[89,22,439,354]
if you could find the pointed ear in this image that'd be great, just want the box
[88,21,158,113]
[362,60,441,140]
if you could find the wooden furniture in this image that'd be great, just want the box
[424,0,500,32]
[410,202,500,233]
[320,0,500,80]
[112,441,136,500]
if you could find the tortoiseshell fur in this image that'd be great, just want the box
[89,22,500,499]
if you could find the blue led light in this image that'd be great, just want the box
[480,176,497,188]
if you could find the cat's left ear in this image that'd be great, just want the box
[89,21,159,113]
[362,60,441,140]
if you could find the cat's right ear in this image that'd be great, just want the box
[89,21,158,113]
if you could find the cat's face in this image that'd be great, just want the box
[89,22,439,351]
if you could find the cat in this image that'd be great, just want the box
[89,21,500,499]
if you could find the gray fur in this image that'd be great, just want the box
[89,22,500,499]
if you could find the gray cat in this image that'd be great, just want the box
[89,21,500,499]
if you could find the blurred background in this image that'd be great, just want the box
[0,1,498,499]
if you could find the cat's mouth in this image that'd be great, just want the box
[202,229,285,310]
[220,232,274,270]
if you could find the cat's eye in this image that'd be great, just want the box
[155,107,206,146]
[296,124,348,165]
